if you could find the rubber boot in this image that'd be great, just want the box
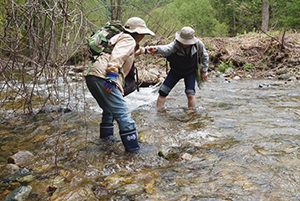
[100,123,114,139]
[120,129,140,152]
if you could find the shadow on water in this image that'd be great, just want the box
[0,78,300,200]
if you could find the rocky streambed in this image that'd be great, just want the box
[1,75,299,200]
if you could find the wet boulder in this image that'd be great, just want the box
[38,105,72,113]
[2,168,32,184]
[158,147,181,161]
[4,186,32,201]
[0,164,20,178]
[50,186,98,201]
[7,151,35,167]
[139,69,160,87]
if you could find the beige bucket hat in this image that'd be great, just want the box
[175,27,197,45]
[124,17,155,36]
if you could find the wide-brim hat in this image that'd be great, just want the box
[175,27,197,45]
[124,17,155,36]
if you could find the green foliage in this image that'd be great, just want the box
[209,0,299,34]
[218,61,234,73]
[147,3,181,37]
[175,0,228,36]
[2,0,300,39]
[212,23,229,37]
[0,2,4,33]
[148,0,229,37]
[244,63,255,72]
[281,0,300,29]
[59,0,300,37]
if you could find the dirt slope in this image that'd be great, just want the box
[203,32,300,78]
[139,32,300,81]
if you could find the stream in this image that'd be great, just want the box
[0,77,299,200]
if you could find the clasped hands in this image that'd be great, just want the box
[145,46,157,54]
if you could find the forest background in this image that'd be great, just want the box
[0,0,299,115]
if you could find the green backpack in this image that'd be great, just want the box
[85,21,139,96]
[86,20,125,75]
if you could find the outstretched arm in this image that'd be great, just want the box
[146,40,177,55]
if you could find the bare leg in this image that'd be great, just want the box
[187,94,196,108]
[156,95,166,110]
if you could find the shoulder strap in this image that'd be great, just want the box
[195,41,203,89]
[195,42,201,63]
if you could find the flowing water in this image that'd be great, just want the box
[0,77,299,200]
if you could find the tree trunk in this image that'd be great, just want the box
[110,0,116,20]
[110,0,124,21]
[261,0,269,32]
[116,0,125,21]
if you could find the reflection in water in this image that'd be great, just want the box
[0,78,299,200]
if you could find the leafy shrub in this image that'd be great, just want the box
[218,61,234,73]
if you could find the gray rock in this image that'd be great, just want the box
[276,67,288,75]
[68,70,76,76]
[233,75,241,80]
[7,151,35,167]
[38,105,72,113]
[288,76,297,82]
[2,168,31,183]
[118,184,143,196]
[4,186,32,201]
[278,74,293,80]
[0,164,20,177]
[225,67,234,73]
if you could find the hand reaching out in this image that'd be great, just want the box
[146,46,157,54]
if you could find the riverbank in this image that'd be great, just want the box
[133,32,300,86]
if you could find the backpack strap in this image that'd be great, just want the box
[135,66,139,92]
[195,41,203,89]
[85,56,98,76]
[109,25,122,33]
[195,42,201,66]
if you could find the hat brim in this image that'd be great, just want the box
[125,27,155,36]
[175,32,197,45]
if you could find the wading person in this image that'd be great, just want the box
[147,27,209,110]
[85,17,155,152]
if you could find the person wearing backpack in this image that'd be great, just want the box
[146,27,209,110]
[85,17,155,152]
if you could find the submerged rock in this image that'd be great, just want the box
[38,105,72,113]
[0,164,20,178]
[2,168,32,184]
[4,186,32,201]
[50,186,97,201]
[158,147,181,161]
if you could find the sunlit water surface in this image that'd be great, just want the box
[0,78,299,200]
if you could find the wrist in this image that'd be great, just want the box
[106,72,118,82]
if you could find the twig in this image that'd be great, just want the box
[259,27,285,50]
